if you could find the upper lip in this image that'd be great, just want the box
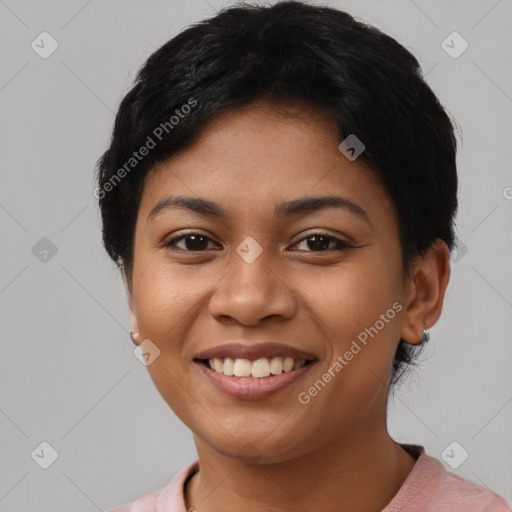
[194,342,317,361]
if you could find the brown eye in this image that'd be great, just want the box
[165,233,217,251]
[293,234,352,252]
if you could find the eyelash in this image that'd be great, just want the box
[163,232,353,253]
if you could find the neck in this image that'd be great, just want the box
[184,422,417,512]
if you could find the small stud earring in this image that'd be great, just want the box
[130,331,140,344]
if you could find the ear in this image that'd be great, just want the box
[400,238,451,345]
[122,266,140,343]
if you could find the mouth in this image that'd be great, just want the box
[193,356,318,400]
[194,356,316,378]
[192,342,318,399]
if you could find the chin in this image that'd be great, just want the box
[201,429,311,466]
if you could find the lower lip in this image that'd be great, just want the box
[195,361,316,399]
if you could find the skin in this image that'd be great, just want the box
[124,98,451,512]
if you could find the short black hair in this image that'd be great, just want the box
[95,0,459,390]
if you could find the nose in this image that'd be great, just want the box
[208,246,297,326]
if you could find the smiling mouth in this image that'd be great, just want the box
[195,356,316,378]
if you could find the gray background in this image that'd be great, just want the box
[0,0,511,510]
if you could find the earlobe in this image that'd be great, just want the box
[124,268,140,345]
[130,331,140,345]
[401,322,424,346]
[129,303,141,345]
[403,323,427,346]
[400,238,451,345]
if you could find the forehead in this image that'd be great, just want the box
[137,100,394,227]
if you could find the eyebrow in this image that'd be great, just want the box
[147,194,372,226]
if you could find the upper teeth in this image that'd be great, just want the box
[208,357,306,378]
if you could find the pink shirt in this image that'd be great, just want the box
[106,444,511,511]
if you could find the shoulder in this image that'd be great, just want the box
[385,445,511,512]
[426,462,511,511]
[105,460,199,512]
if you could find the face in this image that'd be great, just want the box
[126,99,436,463]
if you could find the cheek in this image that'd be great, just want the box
[303,259,401,337]
[298,259,403,401]
[132,261,219,381]
[134,261,202,336]
[296,266,399,428]
[132,265,201,418]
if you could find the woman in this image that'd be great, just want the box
[96,1,511,510]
